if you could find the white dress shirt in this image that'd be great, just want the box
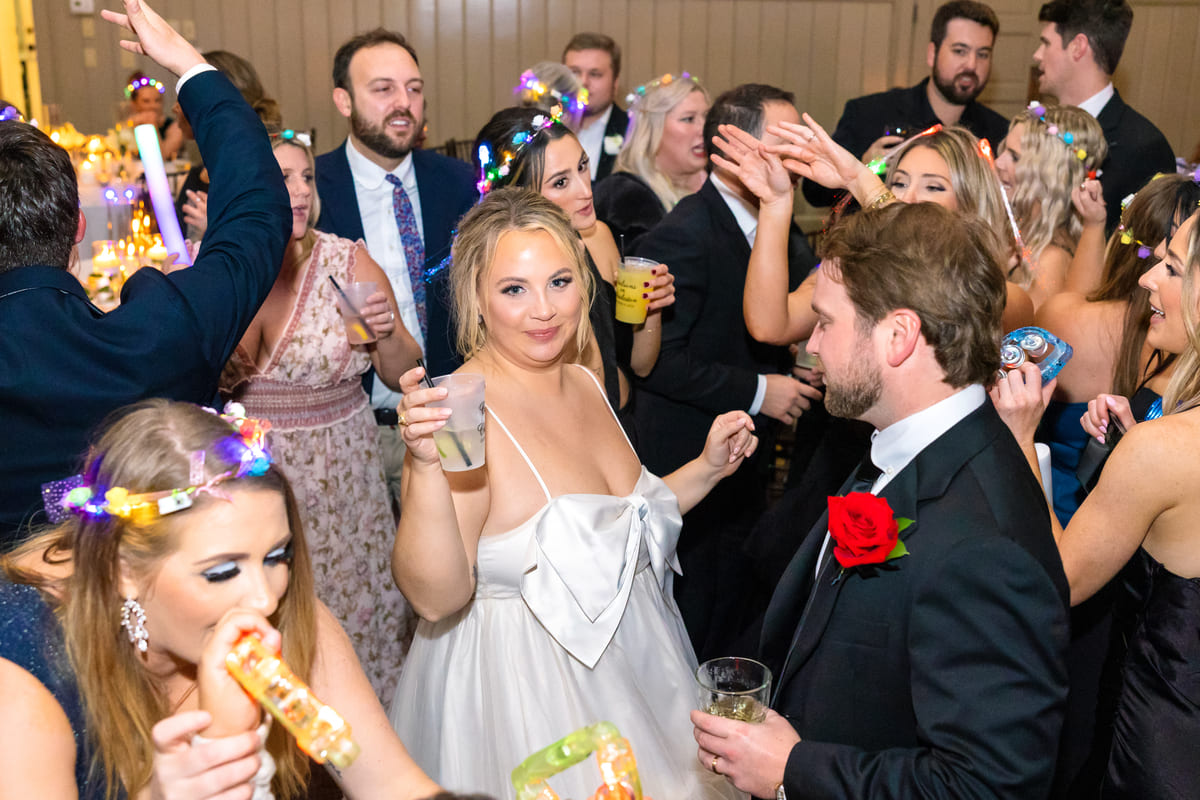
[710,172,767,415]
[1076,83,1115,119]
[344,139,425,410]
[816,384,986,575]
[577,104,615,180]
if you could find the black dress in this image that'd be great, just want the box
[1100,547,1200,799]
[593,172,667,254]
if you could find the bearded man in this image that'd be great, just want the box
[802,1,1009,208]
[316,28,476,504]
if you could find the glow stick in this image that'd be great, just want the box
[134,124,191,266]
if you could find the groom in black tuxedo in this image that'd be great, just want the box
[692,203,1070,799]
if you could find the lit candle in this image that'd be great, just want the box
[93,244,119,271]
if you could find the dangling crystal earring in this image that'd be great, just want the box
[121,597,149,653]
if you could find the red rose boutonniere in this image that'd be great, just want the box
[827,492,912,584]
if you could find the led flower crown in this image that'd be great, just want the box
[513,70,589,119]
[125,76,166,99]
[476,112,560,195]
[56,403,273,523]
[624,71,700,107]
[1025,102,1101,178]
[0,104,23,123]
[271,128,313,147]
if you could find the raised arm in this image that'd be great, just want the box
[391,366,490,621]
[711,124,817,345]
[1064,179,1108,296]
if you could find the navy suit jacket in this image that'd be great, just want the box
[314,143,476,376]
[633,179,815,476]
[1096,90,1176,233]
[763,402,1070,799]
[802,78,1009,208]
[0,71,291,545]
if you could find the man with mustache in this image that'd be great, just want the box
[316,29,476,509]
[802,1,1008,208]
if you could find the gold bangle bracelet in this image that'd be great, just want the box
[865,187,895,210]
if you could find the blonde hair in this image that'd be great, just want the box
[450,188,594,361]
[2,400,316,799]
[1164,210,1200,414]
[1006,105,1106,278]
[614,76,709,211]
[886,125,1018,264]
[271,135,321,262]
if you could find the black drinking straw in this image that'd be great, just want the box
[416,357,472,467]
[328,276,376,340]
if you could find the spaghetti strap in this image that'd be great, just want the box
[486,406,552,501]
[571,364,638,460]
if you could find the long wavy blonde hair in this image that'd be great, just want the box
[613,74,709,212]
[1004,104,1106,281]
[2,400,317,799]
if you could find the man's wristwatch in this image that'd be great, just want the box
[775,781,787,800]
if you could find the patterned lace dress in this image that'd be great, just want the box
[221,231,411,702]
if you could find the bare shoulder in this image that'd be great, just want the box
[0,658,78,798]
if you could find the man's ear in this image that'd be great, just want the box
[333,87,353,119]
[76,209,87,245]
[926,41,937,71]
[882,309,922,367]
[1068,32,1090,64]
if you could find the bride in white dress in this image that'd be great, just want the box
[388,188,751,800]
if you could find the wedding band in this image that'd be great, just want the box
[710,755,721,775]
[387,311,395,322]
[398,410,409,427]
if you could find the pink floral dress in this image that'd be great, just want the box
[221,231,411,703]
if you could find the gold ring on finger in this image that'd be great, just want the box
[710,755,721,775]
[398,410,409,427]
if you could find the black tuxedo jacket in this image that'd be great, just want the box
[0,71,291,545]
[632,179,815,475]
[763,401,1070,799]
[314,143,477,376]
[1096,91,1176,234]
[594,104,632,182]
[802,78,1009,208]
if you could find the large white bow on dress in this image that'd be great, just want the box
[521,485,682,668]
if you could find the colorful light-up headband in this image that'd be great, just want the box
[1024,102,1100,175]
[624,71,699,107]
[1116,174,1174,260]
[0,104,23,123]
[125,76,166,99]
[476,112,560,195]
[514,70,589,118]
[271,128,313,147]
[866,124,942,177]
[56,403,272,523]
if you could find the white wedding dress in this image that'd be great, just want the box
[389,368,741,800]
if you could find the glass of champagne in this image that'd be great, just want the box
[696,657,771,723]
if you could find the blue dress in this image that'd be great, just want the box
[0,578,113,799]
[1039,400,1089,526]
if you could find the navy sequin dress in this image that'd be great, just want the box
[0,578,113,799]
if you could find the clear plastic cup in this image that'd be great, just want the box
[429,374,486,472]
[336,281,378,345]
[614,257,658,324]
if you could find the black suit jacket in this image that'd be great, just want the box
[314,143,477,376]
[1096,90,1176,234]
[594,104,632,182]
[0,71,291,545]
[802,78,1010,208]
[764,401,1070,799]
[593,171,666,254]
[633,179,815,475]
